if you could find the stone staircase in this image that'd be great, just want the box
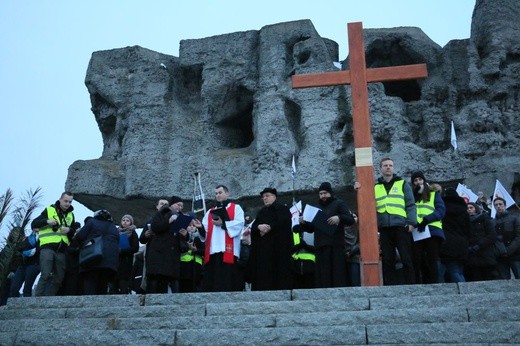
[0,280,519,345]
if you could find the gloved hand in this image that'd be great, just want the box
[468,244,480,254]
[417,219,428,232]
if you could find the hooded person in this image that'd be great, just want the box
[299,182,355,288]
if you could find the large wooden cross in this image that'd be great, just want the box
[292,22,428,286]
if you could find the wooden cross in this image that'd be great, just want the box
[292,22,428,286]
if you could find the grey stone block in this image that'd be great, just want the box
[370,292,520,310]
[367,322,520,344]
[4,294,142,310]
[458,280,520,294]
[275,307,468,327]
[176,325,366,345]
[206,298,369,316]
[468,307,520,322]
[292,283,458,301]
[1,317,118,332]
[0,307,66,320]
[144,290,291,306]
[116,314,276,330]
[8,329,175,346]
[64,304,206,319]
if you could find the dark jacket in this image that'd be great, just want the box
[301,197,354,248]
[139,208,181,279]
[440,193,471,261]
[73,218,119,272]
[495,211,520,259]
[467,212,497,267]
[248,201,293,291]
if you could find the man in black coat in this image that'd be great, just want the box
[300,182,355,288]
[248,188,293,291]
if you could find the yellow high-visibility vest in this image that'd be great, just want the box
[38,206,73,246]
[292,231,315,262]
[375,180,407,218]
[180,250,203,265]
[416,191,443,229]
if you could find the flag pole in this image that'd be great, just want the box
[291,155,296,206]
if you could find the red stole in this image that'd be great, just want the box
[204,203,236,264]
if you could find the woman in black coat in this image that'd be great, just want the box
[439,188,471,283]
[141,205,181,293]
[465,202,499,281]
[73,210,119,295]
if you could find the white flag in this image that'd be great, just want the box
[491,179,516,218]
[456,183,478,203]
[291,155,296,179]
[450,121,458,150]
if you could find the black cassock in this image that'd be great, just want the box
[248,201,293,291]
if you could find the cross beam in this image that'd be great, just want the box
[292,22,428,286]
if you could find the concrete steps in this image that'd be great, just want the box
[0,280,519,345]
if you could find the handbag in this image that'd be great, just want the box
[79,235,104,266]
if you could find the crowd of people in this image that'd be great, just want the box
[4,158,520,300]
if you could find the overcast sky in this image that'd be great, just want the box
[0,1,475,238]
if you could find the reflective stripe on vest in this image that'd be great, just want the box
[291,231,316,262]
[38,206,73,246]
[416,191,443,229]
[180,250,203,265]
[180,251,194,262]
[374,180,407,218]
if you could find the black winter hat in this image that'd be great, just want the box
[318,182,333,194]
[259,187,277,196]
[93,209,113,222]
[169,195,183,204]
[443,187,459,199]
[411,171,426,183]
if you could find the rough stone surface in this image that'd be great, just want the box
[66,0,520,225]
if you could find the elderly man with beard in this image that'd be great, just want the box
[300,182,355,288]
[247,188,293,291]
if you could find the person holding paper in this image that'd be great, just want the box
[201,184,245,292]
[299,182,354,288]
[374,158,417,285]
[410,171,446,284]
[247,188,293,291]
